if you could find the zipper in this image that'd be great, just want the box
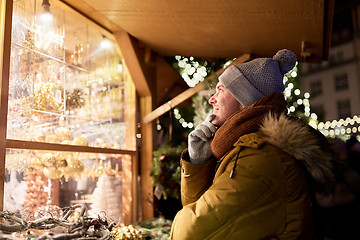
[230,146,243,178]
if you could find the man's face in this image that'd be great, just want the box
[208,82,244,127]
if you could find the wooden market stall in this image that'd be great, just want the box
[0,0,335,226]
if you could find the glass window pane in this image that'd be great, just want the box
[8,0,131,150]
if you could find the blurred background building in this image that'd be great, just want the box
[300,0,360,140]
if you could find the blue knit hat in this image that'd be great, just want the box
[219,49,297,107]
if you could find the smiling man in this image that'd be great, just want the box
[170,49,336,240]
[208,82,244,126]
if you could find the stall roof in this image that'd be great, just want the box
[59,0,334,62]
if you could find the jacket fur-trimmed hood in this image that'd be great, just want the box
[259,113,336,192]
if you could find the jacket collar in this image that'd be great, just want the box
[237,113,335,192]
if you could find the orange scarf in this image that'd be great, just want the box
[210,93,288,159]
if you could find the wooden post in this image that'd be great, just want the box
[140,96,154,220]
[123,69,138,224]
[121,153,135,224]
[0,0,13,211]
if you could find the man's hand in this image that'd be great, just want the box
[188,114,217,164]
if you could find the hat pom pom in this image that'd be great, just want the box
[273,49,297,75]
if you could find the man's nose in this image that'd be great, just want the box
[208,95,216,105]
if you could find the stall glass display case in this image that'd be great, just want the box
[3,0,136,224]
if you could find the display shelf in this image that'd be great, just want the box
[7,103,127,148]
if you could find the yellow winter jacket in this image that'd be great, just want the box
[171,114,334,240]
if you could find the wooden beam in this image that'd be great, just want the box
[0,0,13,211]
[6,139,135,155]
[114,31,151,97]
[143,53,250,123]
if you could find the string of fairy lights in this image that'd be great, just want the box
[173,109,194,129]
[315,116,360,140]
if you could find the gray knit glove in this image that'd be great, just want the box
[188,114,217,164]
